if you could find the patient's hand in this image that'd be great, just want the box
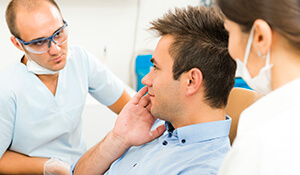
[112,86,166,147]
[73,86,165,175]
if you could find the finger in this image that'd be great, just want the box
[130,86,148,105]
[149,124,166,140]
[145,100,152,111]
[139,93,150,107]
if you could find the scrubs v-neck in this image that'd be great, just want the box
[0,46,124,164]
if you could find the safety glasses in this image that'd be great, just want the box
[16,20,68,54]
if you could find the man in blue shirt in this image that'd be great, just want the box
[72,6,237,175]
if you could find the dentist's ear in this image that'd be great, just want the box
[252,19,272,57]
[186,68,202,96]
[10,36,24,51]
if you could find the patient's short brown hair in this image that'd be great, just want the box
[150,6,236,108]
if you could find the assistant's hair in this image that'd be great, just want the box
[5,0,61,38]
[216,0,300,49]
[150,6,236,109]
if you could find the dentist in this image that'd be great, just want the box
[216,0,300,174]
[0,0,132,174]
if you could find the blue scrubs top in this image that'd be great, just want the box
[0,46,124,163]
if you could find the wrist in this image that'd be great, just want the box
[73,131,130,175]
[100,131,131,158]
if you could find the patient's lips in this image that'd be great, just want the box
[148,92,155,97]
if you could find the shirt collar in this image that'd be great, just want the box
[165,116,231,145]
[165,121,175,132]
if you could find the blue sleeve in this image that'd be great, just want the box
[0,87,16,158]
[178,165,217,175]
[82,48,124,106]
[69,158,80,175]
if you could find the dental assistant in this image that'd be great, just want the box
[0,0,130,174]
[216,0,300,174]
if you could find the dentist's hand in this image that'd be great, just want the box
[43,158,70,175]
[112,86,166,147]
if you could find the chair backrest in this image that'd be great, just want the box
[225,88,263,145]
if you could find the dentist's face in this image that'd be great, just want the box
[142,35,183,124]
[15,1,68,71]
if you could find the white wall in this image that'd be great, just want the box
[1,0,201,86]
[0,0,202,148]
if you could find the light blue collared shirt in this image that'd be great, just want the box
[70,116,231,174]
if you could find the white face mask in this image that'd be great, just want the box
[26,55,59,75]
[26,49,71,75]
[236,26,273,95]
[17,38,60,75]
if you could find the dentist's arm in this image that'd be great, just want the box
[0,151,70,175]
[108,89,131,114]
[73,86,166,175]
[0,150,48,174]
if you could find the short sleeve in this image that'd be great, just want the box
[0,87,16,158]
[83,49,124,106]
[69,158,80,175]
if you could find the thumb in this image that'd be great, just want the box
[149,124,166,140]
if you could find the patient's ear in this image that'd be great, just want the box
[186,68,202,96]
[10,36,24,51]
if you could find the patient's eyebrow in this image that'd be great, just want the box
[150,58,159,65]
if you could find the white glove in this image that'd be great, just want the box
[43,157,71,175]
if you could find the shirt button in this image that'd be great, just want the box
[181,139,186,143]
[162,140,168,146]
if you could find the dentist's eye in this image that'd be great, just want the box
[54,31,63,39]
[32,40,48,46]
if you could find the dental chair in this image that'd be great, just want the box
[226,88,263,145]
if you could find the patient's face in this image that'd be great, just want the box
[142,35,183,123]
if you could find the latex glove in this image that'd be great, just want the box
[43,158,70,175]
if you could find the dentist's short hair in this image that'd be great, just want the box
[5,0,62,38]
[150,6,236,109]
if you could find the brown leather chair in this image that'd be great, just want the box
[225,88,263,145]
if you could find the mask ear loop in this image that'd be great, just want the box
[257,50,266,58]
[243,26,255,66]
[16,39,33,62]
[265,50,272,67]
